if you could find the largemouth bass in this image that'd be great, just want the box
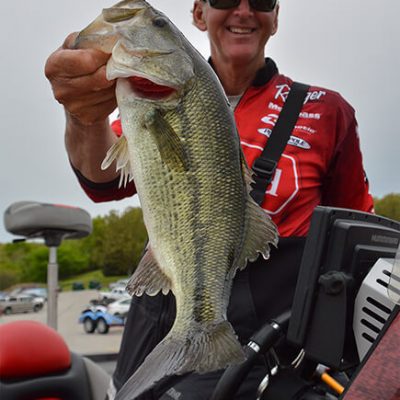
[75,1,278,398]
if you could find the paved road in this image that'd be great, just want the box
[0,290,124,357]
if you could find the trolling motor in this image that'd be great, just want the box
[3,201,92,329]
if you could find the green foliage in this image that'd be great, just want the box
[81,216,108,271]
[97,207,147,276]
[0,242,39,288]
[58,240,91,279]
[0,206,147,287]
[374,193,400,222]
[0,248,20,290]
[0,269,19,290]
[20,246,49,283]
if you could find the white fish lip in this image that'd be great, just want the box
[107,59,179,90]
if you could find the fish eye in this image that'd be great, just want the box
[152,17,168,28]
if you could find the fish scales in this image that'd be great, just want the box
[74,1,278,399]
[128,62,246,327]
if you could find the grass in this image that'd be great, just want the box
[59,270,128,291]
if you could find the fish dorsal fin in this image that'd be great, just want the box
[144,109,188,172]
[127,246,172,296]
[236,151,278,271]
[101,135,134,188]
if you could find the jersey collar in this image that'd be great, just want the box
[208,58,278,88]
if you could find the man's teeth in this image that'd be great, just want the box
[229,27,254,34]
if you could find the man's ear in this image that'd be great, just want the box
[192,1,207,31]
[271,4,279,36]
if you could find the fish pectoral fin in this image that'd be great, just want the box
[101,135,134,188]
[144,109,188,172]
[236,151,279,270]
[126,246,172,296]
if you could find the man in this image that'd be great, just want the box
[45,0,373,398]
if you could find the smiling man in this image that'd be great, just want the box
[45,0,373,399]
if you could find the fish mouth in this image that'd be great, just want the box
[128,76,178,100]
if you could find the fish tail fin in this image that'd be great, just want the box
[115,321,245,400]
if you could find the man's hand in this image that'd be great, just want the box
[44,33,120,183]
[44,33,117,126]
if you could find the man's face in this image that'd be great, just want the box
[193,0,279,67]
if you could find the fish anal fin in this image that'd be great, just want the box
[127,246,172,297]
[115,321,245,400]
[145,109,188,172]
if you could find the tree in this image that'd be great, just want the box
[0,244,21,289]
[20,246,49,283]
[57,240,91,279]
[0,207,148,285]
[374,193,400,222]
[100,207,148,276]
[81,216,108,271]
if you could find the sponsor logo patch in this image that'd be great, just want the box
[257,128,311,149]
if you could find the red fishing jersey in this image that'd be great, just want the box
[74,59,373,237]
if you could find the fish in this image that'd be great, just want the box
[74,1,278,398]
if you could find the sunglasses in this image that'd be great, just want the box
[206,0,277,12]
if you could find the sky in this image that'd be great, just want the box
[1,0,399,244]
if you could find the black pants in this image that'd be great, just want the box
[113,237,306,399]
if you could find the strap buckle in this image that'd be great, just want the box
[252,158,277,181]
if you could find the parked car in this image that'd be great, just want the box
[72,282,85,291]
[0,295,42,315]
[27,294,45,310]
[21,288,48,301]
[88,280,101,290]
[107,297,131,317]
[108,278,129,290]
[78,306,125,334]
[98,286,130,302]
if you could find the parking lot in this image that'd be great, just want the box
[0,290,124,356]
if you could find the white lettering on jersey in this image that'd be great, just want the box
[261,114,279,126]
[274,85,327,104]
[275,84,291,101]
[302,112,321,120]
[268,103,321,120]
[258,128,273,137]
[295,125,316,135]
[305,90,326,103]
[268,102,282,111]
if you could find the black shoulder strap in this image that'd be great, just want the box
[250,82,310,205]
